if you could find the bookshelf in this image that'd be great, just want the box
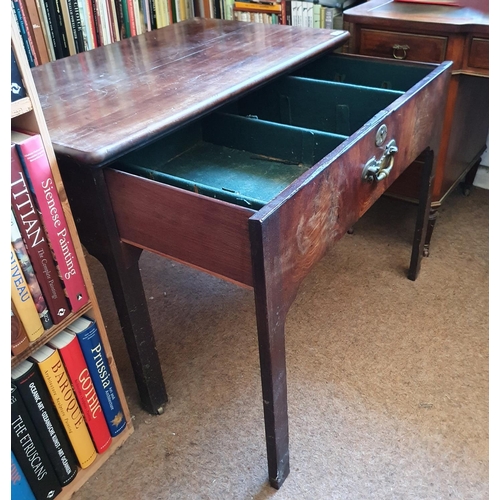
[233,1,286,24]
[11,12,134,499]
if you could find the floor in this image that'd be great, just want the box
[74,185,489,500]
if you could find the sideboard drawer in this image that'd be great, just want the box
[359,28,448,63]
[466,37,488,71]
[107,54,451,289]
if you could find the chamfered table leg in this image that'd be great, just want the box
[408,148,435,281]
[250,221,290,489]
[57,161,168,415]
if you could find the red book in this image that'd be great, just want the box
[11,144,70,324]
[11,131,89,313]
[127,0,137,36]
[48,329,113,454]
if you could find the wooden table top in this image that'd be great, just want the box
[344,0,489,34]
[31,19,349,167]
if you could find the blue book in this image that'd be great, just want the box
[67,317,127,437]
[11,451,36,500]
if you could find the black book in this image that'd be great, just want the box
[12,360,79,487]
[11,382,62,500]
[11,47,27,103]
[42,0,70,59]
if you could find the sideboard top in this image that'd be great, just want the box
[31,19,349,167]
[344,0,489,34]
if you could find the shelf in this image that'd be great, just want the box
[11,96,32,118]
[11,10,133,500]
[11,302,93,368]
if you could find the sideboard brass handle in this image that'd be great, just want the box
[362,139,398,183]
[392,44,410,59]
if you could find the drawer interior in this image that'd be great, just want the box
[112,55,434,210]
[292,54,433,91]
[113,113,345,210]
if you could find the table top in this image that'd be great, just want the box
[344,0,489,34]
[31,19,349,167]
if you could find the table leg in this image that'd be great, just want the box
[58,162,168,415]
[408,148,435,281]
[250,224,290,489]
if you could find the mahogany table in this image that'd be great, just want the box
[31,18,451,488]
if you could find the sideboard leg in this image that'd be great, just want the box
[250,225,290,489]
[462,157,481,197]
[408,148,435,281]
[100,244,168,416]
[423,207,439,258]
[58,161,168,415]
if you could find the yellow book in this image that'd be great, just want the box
[10,244,43,342]
[30,345,97,469]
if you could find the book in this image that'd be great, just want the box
[11,47,27,103]
[41,0,69,59]
[34,0,57,61]
[67,316,127,437]
[11,244,44,343]
[11,382,62,500]
[30,345,98,469]
[76,0,95,50]
[48,330,113,453]
[11,131,89,313]
[18,0,43,64]
[59,0,79,55]
[11,450,36,500]
[12,209,54,331]
[22,0,52,64]
[12,302,30,356]
[12,360,79,486]
[12,0,37,67]
[11,143,71,324]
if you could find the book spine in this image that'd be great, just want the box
[11,383,62,500]
[12,0,37,67]
[11,450,37,500]
[77,0,95,50]
[12,363,79,486]
[52,0,71,56]
[89,0,102,46]
[23,0,52,64]
[13,134,89,313]
[11,144,71,324]
[11,245,44,343]
[11,210,54,331]
[76,320,127,437]
[17,0,42,65]
[120,0,131,36]
[52,334,113,453]
[11,48,27,103]
[11,303,30,356]
[13,363,78,486]
[42,0,65,58]
[66,0,86,52]
[148,0,156,29]
[35,0,57,61]
[30,348,97,469]
[58,0,77,54]
[127,0,137,35]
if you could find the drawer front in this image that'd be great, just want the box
[250,58,452,306]
[359,29,448,63]
[104,169,255,287]
[467,37,488,71]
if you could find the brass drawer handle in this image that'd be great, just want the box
[392,44,410,59]
[362,139,398,183]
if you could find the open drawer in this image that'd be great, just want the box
[106,54,451,287]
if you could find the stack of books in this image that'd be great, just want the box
[11,316,127,499]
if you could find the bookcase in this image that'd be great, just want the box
[11,12,134,499]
